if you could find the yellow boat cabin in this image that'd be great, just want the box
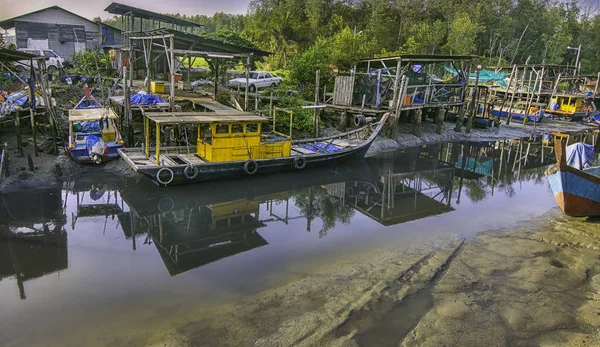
[143,112,291,165]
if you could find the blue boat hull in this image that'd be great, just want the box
[491,109,542,122]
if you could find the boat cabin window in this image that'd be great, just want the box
[199,124,212,144]
[231,124,244,133]
[246,123,259,133]
[216,124,229,134]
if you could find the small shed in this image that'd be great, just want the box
[0,6,101,59]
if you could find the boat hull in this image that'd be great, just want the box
[545,141,600,217]
[491,109,542,122]
[135,143,371,186]
[547,170,600,217]
[69,146,122,164]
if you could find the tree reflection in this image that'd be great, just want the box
[292,186,355,238]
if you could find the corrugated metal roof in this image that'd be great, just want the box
[0,48,40,62]
[105,2,202,29]
[0,5,96,30]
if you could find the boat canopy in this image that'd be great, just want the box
[68,108,118,122]
[144,112,269,125]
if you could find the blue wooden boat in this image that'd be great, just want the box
[68,86,124,164]
[490,105,544,123]
[546,141,600,217]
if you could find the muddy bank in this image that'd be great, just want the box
[402,209,600,346]
[366,118,597,156]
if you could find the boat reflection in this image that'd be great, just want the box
[0,138,557,287]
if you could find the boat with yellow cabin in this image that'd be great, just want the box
[118,110,389,186]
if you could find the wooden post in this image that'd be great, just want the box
[155,123,161,165]
[29,107,37,157]
[314,70,320,137]
[123,58,132,147]
[244,56,250,111]
[436,107,446,134]
[466,66,481,133]
[505,79,518,125]
[169,36,175,111]
[592,72,600,99]
[498,65,517,125]
[391,59,402,111]
[523,72,540,126]
[145,115,150,157]
[269,92,273,118]
[413,109,422,136]
[454,62,471,132]
[14,110,23,156]
[214,58,219,100]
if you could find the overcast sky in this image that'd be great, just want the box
[0,0,250,23]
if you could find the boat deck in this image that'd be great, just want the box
[119,138,363,171]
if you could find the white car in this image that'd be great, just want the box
[228,71,282,92]
[16,49,65,72]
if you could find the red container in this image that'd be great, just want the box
[168,73,182,83]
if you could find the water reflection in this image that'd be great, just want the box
[0,189,67,300]
[0,138,557,296]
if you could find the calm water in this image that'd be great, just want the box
[0,140,560,346]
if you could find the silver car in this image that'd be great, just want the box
[228,71,282,92]
[16,49,65,72]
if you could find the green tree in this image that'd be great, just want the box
[444,12,481,55]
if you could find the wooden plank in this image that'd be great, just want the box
[333,76,353,106]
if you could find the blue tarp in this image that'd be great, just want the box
[130,93,167,105]
[303,142,342,155]
[444,67,508,86]
[75,98,101,109]
[566,143,595,170]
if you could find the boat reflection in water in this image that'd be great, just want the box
[0,189,67,300]
[0,137,557,288]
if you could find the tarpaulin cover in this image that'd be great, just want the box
[0,91,29,116]
[130,93,167,105]
[303,142,342,155]
[86,135,106,156]
[75,98,101,109]
[566,143,596,170]
[445,67,508,86]
[73,121,101,133]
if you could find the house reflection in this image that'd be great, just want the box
[0,189,67,300]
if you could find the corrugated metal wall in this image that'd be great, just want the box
[13,7,100,60]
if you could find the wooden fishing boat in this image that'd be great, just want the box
[490,102,544,123]
[68,86,124,164]
[545,141,600,217]
[118,111,390,186]
[545,93,593,120]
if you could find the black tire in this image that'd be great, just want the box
[271,82,276,88]
[183,165,199,180]
[249,84,256,93]
[293,156,307,169]
[243,160,258,175]
[47,65,58,74]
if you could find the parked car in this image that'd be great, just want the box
[15,49,66,72]
[228,71,282,92]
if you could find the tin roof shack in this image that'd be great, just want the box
[0,6,101,61]
[333,55,473,136]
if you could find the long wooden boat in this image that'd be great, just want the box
[68,86,124,164]
[490,104,544,123]
[545,141,600,217]
[119,111,390,186]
